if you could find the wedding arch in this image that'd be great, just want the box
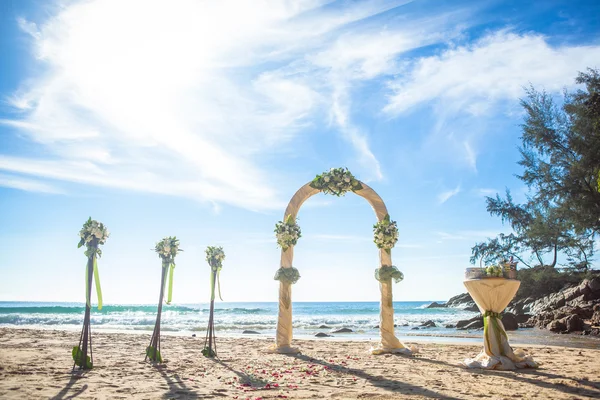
[269,168,412,355]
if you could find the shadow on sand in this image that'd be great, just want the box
[287,353,462,399]
[416,355,600,398]
[153,364,200,400]
[51,374,88,400]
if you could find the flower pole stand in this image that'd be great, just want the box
[146,237,180,363]
[202,246,225,358]
[72,218,108,372]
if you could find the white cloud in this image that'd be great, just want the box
[3,0,446,207]
[473,188,498,197]
[385,31,600,115]
[0,173,64,194]
[437,185,461,204]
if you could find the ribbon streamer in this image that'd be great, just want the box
[483,311,507,356]
[84,256,103,310]
[166,264,175,304]
[93,257,103,311]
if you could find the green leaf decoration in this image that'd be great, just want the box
[274,267,301,284]
[146,346,163,363]
[72,346,93,369]
[202,347,217,358]
[375,265,404,283]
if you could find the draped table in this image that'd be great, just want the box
[463,277,538,370]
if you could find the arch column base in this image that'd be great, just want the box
[370,344,416,355]
[370,337,419,356]
[266,344,300,354]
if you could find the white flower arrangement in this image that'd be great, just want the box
[155,236,181,264]
[205,246,225,270]
[275,215,302,250]
[78,217,109,257]
[309,167,363,196]
[373,214,399,253]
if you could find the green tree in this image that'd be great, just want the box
[471,69,599,270]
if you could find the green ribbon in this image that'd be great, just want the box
[483,311,507,356]
[84,256,102,310]
[93,257,103,311]
[166,264,175,305]
[210,267,223,301]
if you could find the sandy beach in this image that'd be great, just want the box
[1,328,599,399]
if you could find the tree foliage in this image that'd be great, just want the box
[471,69,599,270]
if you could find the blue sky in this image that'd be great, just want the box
[1,0,599,303]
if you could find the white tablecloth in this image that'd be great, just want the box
[463,278,537,370]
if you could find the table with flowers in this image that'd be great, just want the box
[463,276,538,369]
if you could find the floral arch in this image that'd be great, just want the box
[269,168,412,355]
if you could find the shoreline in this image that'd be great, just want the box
[1,327,600,399]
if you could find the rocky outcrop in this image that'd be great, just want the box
[426,302,446,308]
[242,330,260,334]
[447,275,600,336]
[518,277,600,335]
[315,332,333,337]
[420,320,436,328]
[445,293,479,312]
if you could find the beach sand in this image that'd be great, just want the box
[1,328,599,399]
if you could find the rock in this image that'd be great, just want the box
[465,304,480,312]
[402,323,408,327]
[547,320,566,332]
[565,315,584,332]
[332,328,353,333]
[462,320,484,330]
[242,330,260,334]
[594,304,600,312]
[588,277,600,293]
[516,314,532,324]
[446,293,478,312]
[318,325,331,329]
[446,293,473,307]
[592,311,600,326]
[456,315,482,329]
[420,320,436,328]
[411,327,420,330]
[426,302,446,308]
[501,313,518,331]
[191,334,196,337]
[373,325,379,329]
[445,324,455,328]
[315,332,333,337]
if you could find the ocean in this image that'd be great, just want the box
[2,301,599,348]
[0,301,475,337]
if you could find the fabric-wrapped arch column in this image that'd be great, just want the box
[269,181,412,355]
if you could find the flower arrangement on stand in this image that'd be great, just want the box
[72,217,109,371]
[373,214,399,254]
[146,236,181,363]
[309,167,363,196]
[202,246,225,358]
